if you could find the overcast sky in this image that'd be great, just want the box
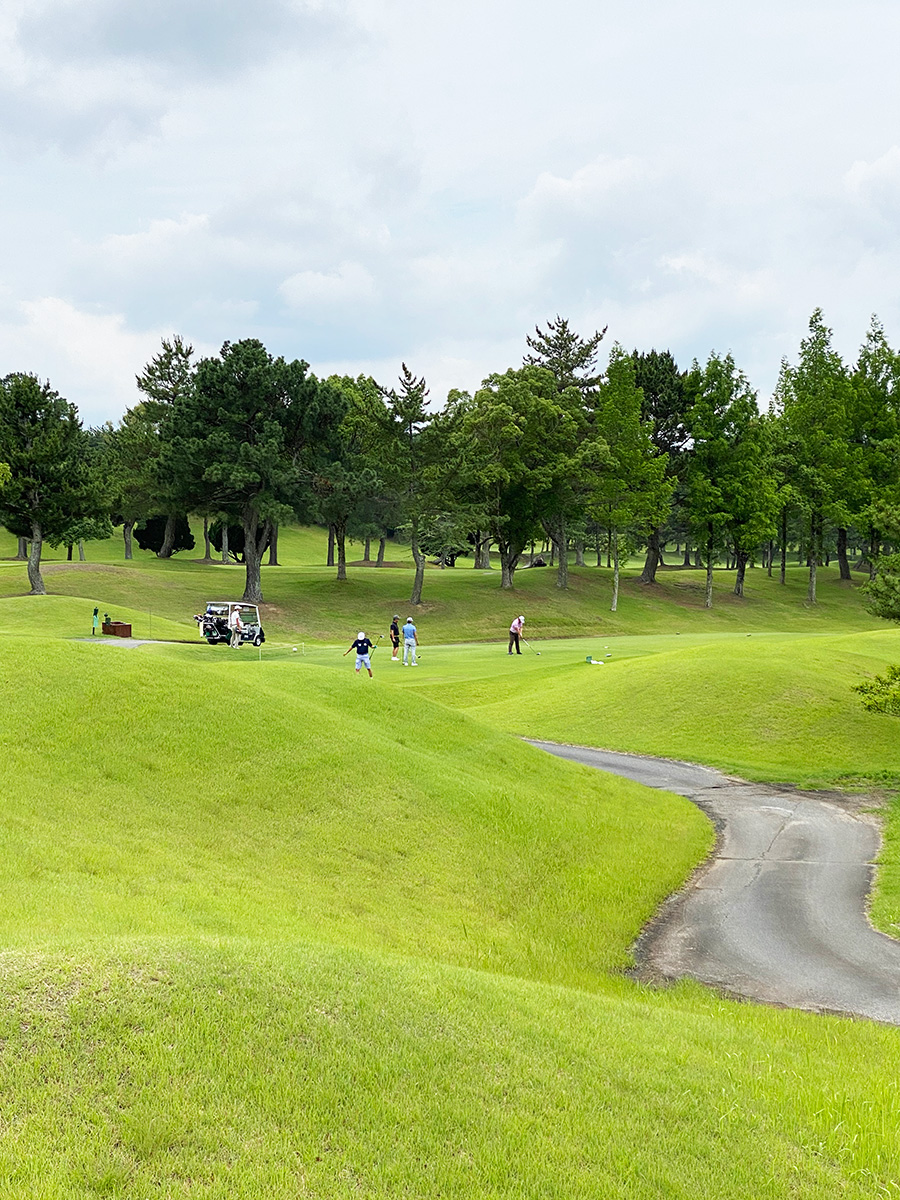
[1,0,899,424]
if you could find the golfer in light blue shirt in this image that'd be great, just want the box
[401,618,419,666]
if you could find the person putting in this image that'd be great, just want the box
[402,616,419,666]
[508,614,525,655]
[344,630,376,677]
[389,614,401,661]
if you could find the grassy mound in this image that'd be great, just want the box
[0,637,708,987]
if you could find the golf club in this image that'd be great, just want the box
[521,637,541,657]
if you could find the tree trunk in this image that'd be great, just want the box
[363,536,370,562]
[157,513,177,559]
[766,539,773,578]
[241,510,269,604]
[498,542,520,589]
[705,527,714,609]
[376,536,386,566]
[221,525,230,564]
[543,517,568,589]
[682,540,691,567]
[15,537,27,560]
[734,549,749,597]
[807,512,819,604]
[640,528,662,584]
[611,534,620,612]
[779,508,787,585]
[596,530,602,568]
[475,533,488,569]
[335,520,347,581]
[66,544,73,561]
[268,524,279,566]
[27,521,46,595]
[575,539,585,567]
[78,539,86,561]
[327,524,335,567]
[836,527,851,581]
[123,520,135,561]
[202,516,212,562]
[409,521,425,605]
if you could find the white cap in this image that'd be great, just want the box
[358,631,365,639]
[519,615,525,621]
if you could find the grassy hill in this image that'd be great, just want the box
[2,537,900,1194]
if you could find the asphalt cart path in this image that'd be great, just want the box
[529,740,900,1025]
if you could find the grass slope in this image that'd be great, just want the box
[0,638,707,986]
[4,547,900,1194]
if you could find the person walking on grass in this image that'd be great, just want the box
[508,614,525,655]
[402,616,419,666]
[389,614,401,661]
[344,631,376,677]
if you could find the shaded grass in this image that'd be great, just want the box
[0,548,886,645]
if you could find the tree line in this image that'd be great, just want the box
[0,309,899,620]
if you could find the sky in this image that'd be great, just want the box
[1,0,900,425]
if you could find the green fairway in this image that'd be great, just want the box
[3,536,900,1195]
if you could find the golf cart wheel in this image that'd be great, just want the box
[253,632,263,647]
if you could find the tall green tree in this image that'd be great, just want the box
[590,347,672,611]
[631,350,688,583]
[0,373,103,595]
[378,365,436,605]
[850,317,900,577]
[453,366,607,589]
[684,353,777,607]
[324,374,392,578]
[135,335,196,559]
[161,339,346,603]
[775,309,857,604]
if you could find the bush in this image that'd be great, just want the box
[853,664,900,715]
[134,515,195,555]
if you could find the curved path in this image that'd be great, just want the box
[529,740,900,1025]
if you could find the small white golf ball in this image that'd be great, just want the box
[292,647,298,652]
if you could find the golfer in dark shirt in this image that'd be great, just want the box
[344,631,375,677]
[389,615,401,661]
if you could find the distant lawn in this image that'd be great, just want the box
[0,520,885,644]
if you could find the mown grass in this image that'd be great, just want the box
[3,942,900,1199]
[0,638,708,986]
[364,628,900,792]
[3,540,900,1194]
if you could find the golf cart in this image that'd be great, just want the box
[194,601,266,648]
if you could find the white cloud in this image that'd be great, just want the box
[279,262,377,308]
[0,298,212,425]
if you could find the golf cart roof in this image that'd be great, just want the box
[205,601,261,615]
